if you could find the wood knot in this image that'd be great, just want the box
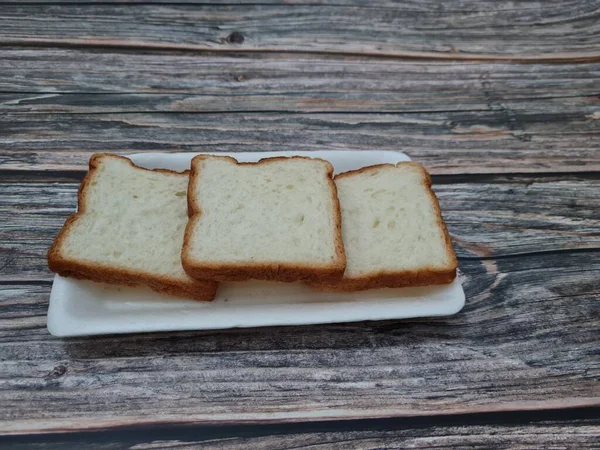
[227,32,245,44]
[45,365,66,380]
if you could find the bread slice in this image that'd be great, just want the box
[182,155,346,283]
[314,162,458,292]
[48,154,218,301]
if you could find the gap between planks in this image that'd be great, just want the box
[2,169,599,184]
[2,39,600,63]
[1,407,599,442]
[2,401,600,435]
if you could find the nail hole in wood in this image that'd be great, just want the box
[227,32,245,44]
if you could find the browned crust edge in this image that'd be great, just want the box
[47,153,218,301]
[314,162,458,292]
[182,155,346,283]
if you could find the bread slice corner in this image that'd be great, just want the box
[182,155,346,283]
[314,161,457,292]
[47,153,218,301]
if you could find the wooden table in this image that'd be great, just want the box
[1,1,599,447]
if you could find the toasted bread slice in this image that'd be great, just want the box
[314,162,457,291]
[48,154,218,301]
[182,155,346,283]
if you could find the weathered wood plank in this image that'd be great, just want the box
[0,0,597,439]
[0,3,599,60]
[0,250,599,433]
[1,176,599,281]
[1,106,599,174]
[101,421,600,450]
[8,0,595,6]
[1,175,598,431]
[3,418,600,449]
[1,49,599,113]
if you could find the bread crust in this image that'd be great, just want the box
[314,162,458,292]
[182,155,346,283]
[47,153,218,301]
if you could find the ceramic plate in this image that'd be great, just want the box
[47,151,465,336]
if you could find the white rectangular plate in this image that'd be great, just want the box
[47,150,465,337]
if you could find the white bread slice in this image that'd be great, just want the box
[182,155,346,283]
[315,162,457,291]
[48,154,218,301]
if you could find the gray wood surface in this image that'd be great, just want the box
[1,49,599,113]
[2,106,599,174]
[122,422,600,450]
[1,177,599,433]
[1,3,600,60]
[4,419,600,449]
[0,0,599,446]
[1,252,599,433]
[1,177,599,284]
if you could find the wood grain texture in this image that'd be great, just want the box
[1,3,600,60]
[1,250,599,432]
[1,172,599,432]
[6,0,600,6]
[8,0,597,5]
[109,423,600,450]
[3,418,600,449]
[1,0,599,440]
[1,176,599,284]
[1,49,600,113]
[1,103,599,174]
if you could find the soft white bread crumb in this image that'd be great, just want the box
[48,154,218,301]
[182,155,345,282]
[315,162,457,291]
